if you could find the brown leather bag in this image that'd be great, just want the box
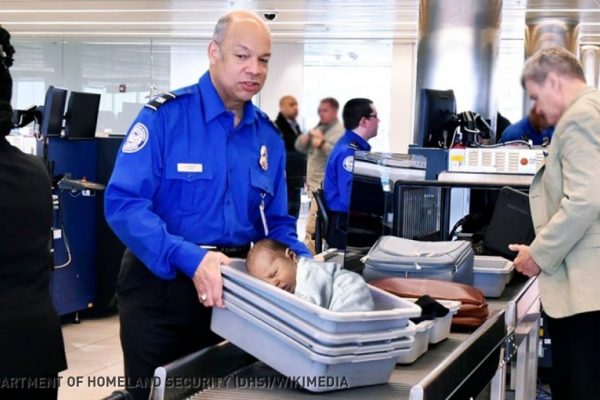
[370,277,489,328]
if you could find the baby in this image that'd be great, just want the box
[246,239,375,312]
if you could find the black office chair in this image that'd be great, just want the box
[312,189,330,254]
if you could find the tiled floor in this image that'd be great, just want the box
[59,312,124,400]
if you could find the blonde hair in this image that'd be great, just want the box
[521,47,585,87]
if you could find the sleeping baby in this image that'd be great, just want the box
[246,239,374,312]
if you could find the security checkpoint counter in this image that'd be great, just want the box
[148,273,539,400]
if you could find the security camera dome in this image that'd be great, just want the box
[263,12,277,21]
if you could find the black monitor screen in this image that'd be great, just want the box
[40,85,67,137]
[417,89,456,148]
[343,174,391,271]
[64,92,101,139]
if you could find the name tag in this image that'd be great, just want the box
[177,163,203,173]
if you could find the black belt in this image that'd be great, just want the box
[200,244,251,258]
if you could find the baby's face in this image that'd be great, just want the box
[251,254,297,293]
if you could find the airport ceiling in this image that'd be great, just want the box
[0,0,599,45]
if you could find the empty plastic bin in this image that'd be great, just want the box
[473,255,514,298]
[211,298,407,392]
[221,260,421,334]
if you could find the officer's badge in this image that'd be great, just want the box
[343,155,354,172]
[122,123,149,153]
[259,145,268,171]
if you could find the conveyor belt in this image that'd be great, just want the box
[151,274,541,400]
[153,311,505,400]
[189,362,413,399]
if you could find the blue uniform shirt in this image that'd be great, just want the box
[323,130,371,213]
[499,116,554,145]
[105,72,310,280]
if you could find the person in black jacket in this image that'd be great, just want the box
[0,26,67,400]
[274,95,306,218]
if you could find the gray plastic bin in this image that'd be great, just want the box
[223,288,415,354]
[223,278,416,346]
[222,260,421,334]
[211,298,408,392]
[404,298,461,344]
[473,255,514,298]
[396,320,433,364]
[428,300,460,343]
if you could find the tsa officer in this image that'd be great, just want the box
[104,10,310,400]
[323,98,379,249]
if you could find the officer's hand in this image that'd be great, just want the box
[508,244,541,277]
[192,251,232,308]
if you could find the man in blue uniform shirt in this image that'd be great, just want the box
[322,98,379,249]
[499,106,554,145]
[104,10,310,400]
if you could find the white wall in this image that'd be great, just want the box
[11,39,421,147]
[389,42,417,153]
[169,44,209,90]
[260,43,305,124]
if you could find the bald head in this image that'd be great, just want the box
[279,95,298,120]
[208,10,272,112]
[212,11,270,46]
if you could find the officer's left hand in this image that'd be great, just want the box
[192,251,232,308]
[508,244,541,277]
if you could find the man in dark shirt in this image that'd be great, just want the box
[0,26,67,400]
[274,95,306,218]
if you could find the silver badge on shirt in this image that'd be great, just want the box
[259,145,269,171]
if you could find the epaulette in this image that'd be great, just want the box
[145,92,177,111]
[348,141,359,150]
[257,109,279,131]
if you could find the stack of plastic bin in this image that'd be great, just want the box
[211,259,422,392]
[396,299,461,364]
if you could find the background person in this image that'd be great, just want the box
[322,98,379,249]
[509,46,600,400]
[0,26,66,400]
[104,11,310,400]
[499,106,554,145]
[294,97,344,253]
[274,95,306,218]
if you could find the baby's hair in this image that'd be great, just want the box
[247,239,288,274]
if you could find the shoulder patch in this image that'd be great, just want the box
[144,92,176,111]
[122,123,149,153]
[343,155,355,172]
[348,141,359,150]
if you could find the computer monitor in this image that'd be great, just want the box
[64,91,101,139]
[417,89,457,149]
[39,85,67,137]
